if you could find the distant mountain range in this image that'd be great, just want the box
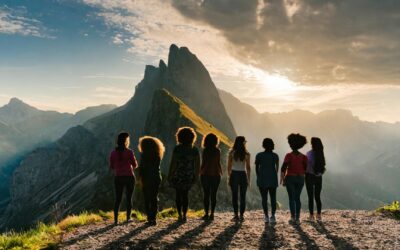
[219,90,400,209]
[1,44,399,231]
[0,99,116,215]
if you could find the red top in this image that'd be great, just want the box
[109,149,137,176]
[200,149,223,176]
[283,152,307,176]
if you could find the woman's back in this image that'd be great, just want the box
[110,149,137,176]
[201,148,222,176]
[256,151,279,187]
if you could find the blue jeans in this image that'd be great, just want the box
[230,171,248,216]
[285,175,304,220]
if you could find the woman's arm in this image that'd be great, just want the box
[227,151,233,176]
[280,162,288,185]
[275,154,280,173]
[217,150,223,176]
[129,150,138,170]
[246,153,251,184]
[168,148,177,180]
[194,148,201,178]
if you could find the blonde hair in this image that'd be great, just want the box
[138,136,165,160]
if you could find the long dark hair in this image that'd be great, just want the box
[202,133,220,160]
[231,136,248,161]
[138,136,165,162]
[311,137,326,174]
[116,132,130,152]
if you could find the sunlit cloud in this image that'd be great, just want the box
[0,6,53,38]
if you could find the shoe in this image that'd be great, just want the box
[178,215,183,221]
[240,214,245,221]
[126,219,132,223]
[288,218,296,224]
[232,215,239,221]
[209,214,214,220]
[113,221,118,226]
[150,220,157,226]
[316,214,322,221]
[264,216,269,223]
[202,214,209,220]
[295,219,301,225]
[270,215,276,223]
[182,216,187,223]
[308,214,315,221]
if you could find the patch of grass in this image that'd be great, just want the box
[0,223,60,250]
[0,208,204,249]
[376,201,400,219]
[58,212,103,232]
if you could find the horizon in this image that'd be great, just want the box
[1,0,400,123]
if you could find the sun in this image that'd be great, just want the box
[250,67,297,92]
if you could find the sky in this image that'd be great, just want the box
[1,0,400,123]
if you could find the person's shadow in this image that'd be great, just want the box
[311,221,358,249]
[162,220,212,249]
[259,223,279,249]
[292,223,320,250]
[205,220,242,249]
[60,224,115,247]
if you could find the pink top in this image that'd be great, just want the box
[283,152,307,176]
[109,149,137,176]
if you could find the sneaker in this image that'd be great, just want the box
[264,216,269,223]
[240,214,245,221]
[150,220,157,226]
[288,218,296,224]
[209,214,214,221]
[295,219,301,225]
[202,214,209,220]
[182,216,187,223]
[232,215,239,221]
[178,215,183,221]
[316,214,322,221]
[270,215,276,223]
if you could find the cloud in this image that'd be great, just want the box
[0,6,53,38]
[171,0,400,85]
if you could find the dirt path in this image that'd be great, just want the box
[60,210,400,249]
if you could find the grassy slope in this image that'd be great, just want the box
[0,208,203,250]
[163,89,233,147]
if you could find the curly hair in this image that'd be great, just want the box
[176,127,197,146]
[202,133,219,149]
[287,133,307,150]
[138,136,165,160]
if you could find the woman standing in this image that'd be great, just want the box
[305,137,326,221]
[109,132,138,225]
[200,133,223,221]
[168,127,201,222]
[138,136,165,226]
[255,138,279,224]
[280,133,307,224]
[228,136,251,221]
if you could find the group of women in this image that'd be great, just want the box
[109,127,326,226]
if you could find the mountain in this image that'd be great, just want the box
[0,101,116,217]
[0,45,237,230]
[219,89,400,209]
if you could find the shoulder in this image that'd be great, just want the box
[192,146,200,153]
[273,152,279,158]
[306,150,313,156]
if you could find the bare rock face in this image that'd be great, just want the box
[1,45,237,230]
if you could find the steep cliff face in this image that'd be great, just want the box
[1,45,237,230]
[142,89,233,210]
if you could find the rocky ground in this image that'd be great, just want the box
[60,210,399,249]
